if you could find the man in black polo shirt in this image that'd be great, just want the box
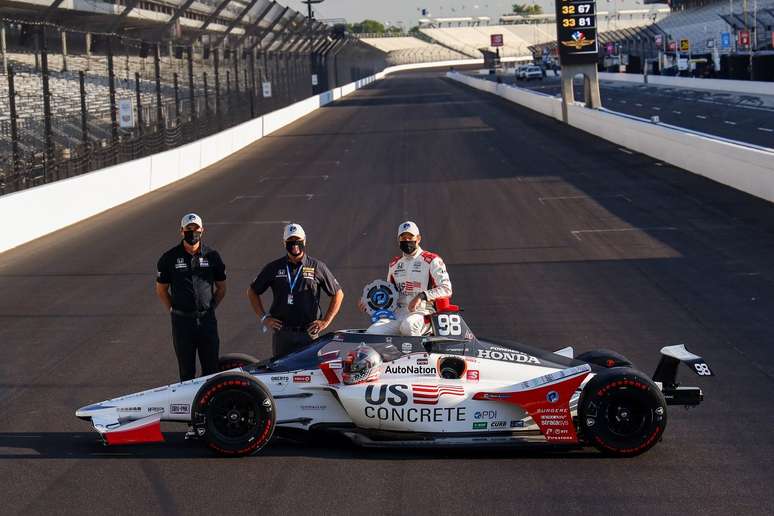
[247,223,343,357]
[156,213,227,381]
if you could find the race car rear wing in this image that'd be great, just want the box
[652,345,713,406]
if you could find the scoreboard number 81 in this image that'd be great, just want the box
[562,17,593,27]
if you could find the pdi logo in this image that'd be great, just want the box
[474,410,497,420]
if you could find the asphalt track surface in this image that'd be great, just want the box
[2,70,774,515]
[482,74,774,148]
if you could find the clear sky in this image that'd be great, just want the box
[283,0,665,28]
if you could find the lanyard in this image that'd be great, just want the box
[286,264,303,293]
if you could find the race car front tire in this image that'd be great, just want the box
[578,368,667,457]
[192,372,275,457]
[218,353,260,372]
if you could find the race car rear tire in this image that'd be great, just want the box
[218,353,260,372]
[576,349,633,369]
[578,368,667,457]
[192,372,275,457]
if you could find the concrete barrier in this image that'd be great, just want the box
[447,71,774,204]
[598,72,774,96]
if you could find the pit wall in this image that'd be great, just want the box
[0,58,492,254]
[597,72,774,96]
[447,71,774,204]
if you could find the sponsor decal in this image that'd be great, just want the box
[170,404,190,415]
[546,391,559,403]
[384,365,437,376]
[476,347,540,364]
[510,420,525,428]
[199,259,209,268]
[175,258,187,269]
[270,375,290,383]
[491,421,507,429]
[412,384,465,405]
[478,393,510,400]
[473,422,488,430]
[401,342,412,354]
[474,410,497,420]
[293,375,312,383]
[533,407,574,439]
[117,407,141,412]
[148,407,164,413]
[466,370,480,382]
[417,358,428,365]
[327,360,343,370]
[365,383,465,407]
[301,404,327,411]
[365,405,466,423]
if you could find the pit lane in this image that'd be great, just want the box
[0,70,773,515]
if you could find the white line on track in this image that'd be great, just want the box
[618,148,634,155]
[571,227,679,241]
[652,107,661,111]
[758,127,774,132]
[539,194,632,204]
[259,175,330,182]
[619,100,627,104]
[696,115,708,119]
[724,120,737,125]
[278,161,340,167]
[229,194,321,203]
[672,110,682,115]
[635,103,643,107]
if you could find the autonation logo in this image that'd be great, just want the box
[384,365,437,375]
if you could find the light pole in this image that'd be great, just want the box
[302,0,325,94]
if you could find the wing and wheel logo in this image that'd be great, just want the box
[561,31,595,50]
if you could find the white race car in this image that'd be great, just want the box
[76,306,711,457]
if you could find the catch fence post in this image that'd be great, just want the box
[135,71,144,135]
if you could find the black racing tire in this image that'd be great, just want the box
[576,349,633,369]
[578,368,667,457]
[192,372,275,457]
[218,353,260,372]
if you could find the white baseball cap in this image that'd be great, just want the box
[283,223,306,241]
[397,220,420,237]
[181,213,203,228]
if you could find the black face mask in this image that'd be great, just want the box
[399,240,417,255]
[183,230,202,245]
[286,240,305,256]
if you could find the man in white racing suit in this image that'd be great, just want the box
[363,221,452,336]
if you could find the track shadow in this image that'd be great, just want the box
[0,432,601,461]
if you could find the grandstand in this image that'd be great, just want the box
[358,35,468,65]
[0,0,388,194]
[419,10,669,59]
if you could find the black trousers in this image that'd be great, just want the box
[171,312,220,381]
[272,329,313,357]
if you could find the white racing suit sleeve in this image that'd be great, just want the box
[425,256,452,301]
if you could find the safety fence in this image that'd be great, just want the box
[0,21,384,196]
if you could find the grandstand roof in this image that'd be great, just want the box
[0,0,330,48]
